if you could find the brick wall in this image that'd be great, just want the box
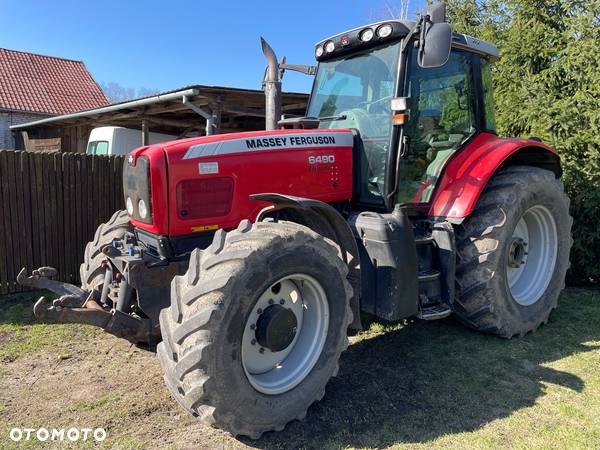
[0,110,52,149]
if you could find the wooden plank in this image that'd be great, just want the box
[104,156,111,219]
[6,152,22,292]
[21,131,32,151]
[54,153,66,282]
[112,156,121,212]
[68,153,78,283]
[46,152,59,276]
[26,138,61,152]
[13,152,30,291]
[63,153,72,283]
[118,156,125,208]
[93,155,101,231]
[82,153,94,285]
[61,153,72,283]
[41,153,53,269]
[13,153,26,287]
[74,154,84,274]
[89,156,97,237]
[0,152,10,294]
[29,152,40,272]
[80,153,89,253]
[19,152,34,277]
[110,157,117,214]
[99,156,107,222]
[95,156,103,224]
[21,152,37,270]
[34,153,47,270]
[109,157,115,216]
[87,155,95,249]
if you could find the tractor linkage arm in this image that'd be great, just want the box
[17,267,151,344]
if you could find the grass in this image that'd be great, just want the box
[0,290,99,362]
[0,288,599,449]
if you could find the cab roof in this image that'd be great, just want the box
[315,19,499,62]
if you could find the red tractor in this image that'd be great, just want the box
[20,3,571,438]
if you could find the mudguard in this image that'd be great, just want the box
[428,132,561,220]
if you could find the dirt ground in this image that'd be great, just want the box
[1,289,599,449]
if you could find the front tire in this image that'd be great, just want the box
[157,220,353,438]
[454,166,572,337]
[80,210,132,293]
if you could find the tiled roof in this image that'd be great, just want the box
[0,48,109,115]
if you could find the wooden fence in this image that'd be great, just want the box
[0,151,125,294]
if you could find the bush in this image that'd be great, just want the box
[448,0,600,284]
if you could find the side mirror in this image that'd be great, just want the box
[417,3,452,69]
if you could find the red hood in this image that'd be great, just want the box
[127,128,355,237]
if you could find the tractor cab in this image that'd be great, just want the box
[307,13,499,210]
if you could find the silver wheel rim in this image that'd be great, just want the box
[241,274,329,395]
[507,205,558,306]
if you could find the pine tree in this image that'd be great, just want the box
[447,0,600,282]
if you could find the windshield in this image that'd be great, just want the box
[307,42,400,205]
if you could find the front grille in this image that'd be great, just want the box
[123,156,152,224]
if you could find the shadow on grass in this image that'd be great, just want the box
[251,289,600,449]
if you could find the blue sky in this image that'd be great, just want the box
[0,0,426,94]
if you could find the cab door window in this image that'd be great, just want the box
[397,50,477,204]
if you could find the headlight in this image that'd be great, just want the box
[325,41,335,53]
[126,197,134,216]
[377,24,393,38]
[138,199,148,219]
[315,45,324,58]
[360,28,374,42]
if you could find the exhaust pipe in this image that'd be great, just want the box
[260,37,282,130]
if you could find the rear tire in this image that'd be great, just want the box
[157,219,353,438]
[454,166,572,337]
[80,210,132,292]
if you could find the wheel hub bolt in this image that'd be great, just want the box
[279,299,285,305]
[259,347,265,354]
[268,299,274,305]
[257,308,263,314]
[251,339,256,345]
[250,324,256,330]
[508,237,527,268]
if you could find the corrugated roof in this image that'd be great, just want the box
[0,48,109,115]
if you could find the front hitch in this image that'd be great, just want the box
[17,267,152,344]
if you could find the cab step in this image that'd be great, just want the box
[418,304,452,321]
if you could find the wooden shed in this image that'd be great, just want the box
[11,85,309,153]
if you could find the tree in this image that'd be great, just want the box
[385,0,412,19]
[447,0,600,283]
[100,82,160,104]
[371,0,413,20]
